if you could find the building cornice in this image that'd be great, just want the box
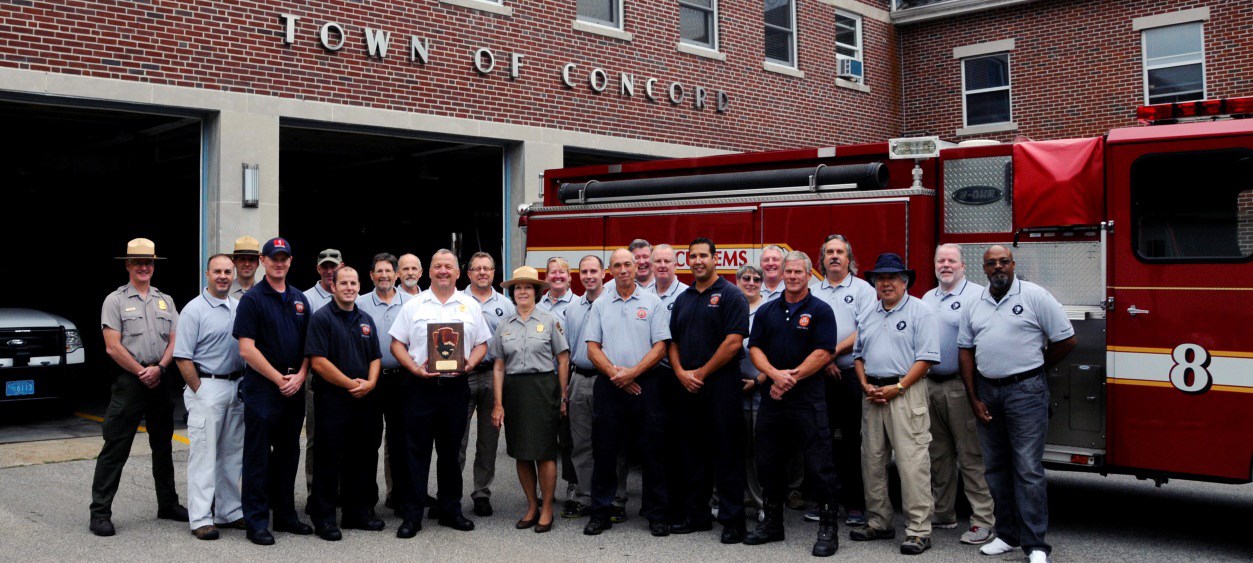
[890,0,1038,26]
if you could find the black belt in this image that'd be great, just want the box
[381,367,405,376]
[199,370,244,381]
[469,361,493,373]
[980,366,1044,387]
[866,375,901,386]
[415,375,468,386]
[573,367,598,377]
[928,371,959,383]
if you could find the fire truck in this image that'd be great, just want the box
[519,96,1253,486]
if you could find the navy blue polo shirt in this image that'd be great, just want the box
[233,277,310,375]
[305,302,381,392]
[669,276,750,375]
[748,290,837,394]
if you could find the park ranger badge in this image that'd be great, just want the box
[158,299,167,311]
[536,324,545,333]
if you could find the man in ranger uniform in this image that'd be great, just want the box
[230,236,261,300]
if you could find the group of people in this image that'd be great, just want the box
[90,233,1074,563]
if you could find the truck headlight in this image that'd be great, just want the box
[65,329,82,353]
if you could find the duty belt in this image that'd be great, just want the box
[980,366,1044,387]
[198,370,244,381]
[865,375,901,386]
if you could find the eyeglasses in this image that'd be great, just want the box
[468,266,494,273]
[739,276,762,283]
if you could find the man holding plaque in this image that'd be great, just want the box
[389,249,491,537]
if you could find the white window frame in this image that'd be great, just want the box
[1141,22,1206,105]
[764,0,798,68]
[577,0,624,30]
[679,0,718,51]
[961,53,1012,128]
[835,10,862,64]
[438,0,512,17]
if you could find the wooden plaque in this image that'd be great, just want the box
[426,321,466,374]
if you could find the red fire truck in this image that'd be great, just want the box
[519,96,1253,486]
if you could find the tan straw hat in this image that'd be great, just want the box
[501,265,550,293]
[114,238,166,260]
[233,235,261,256]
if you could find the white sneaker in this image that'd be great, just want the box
[979,537,1018,555]
[1028,550,1049,563]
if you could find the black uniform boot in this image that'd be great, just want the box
[812,505,839,557]
[744,501,785,545]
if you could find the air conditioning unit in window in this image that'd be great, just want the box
[837,58,864,82]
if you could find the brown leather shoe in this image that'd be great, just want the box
[217,518,247,530]
[192,525,220,540]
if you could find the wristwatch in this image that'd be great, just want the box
[896,382,905,392]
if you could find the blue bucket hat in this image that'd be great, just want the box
[864,253,915,289]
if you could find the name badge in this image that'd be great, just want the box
[124,306,137,312]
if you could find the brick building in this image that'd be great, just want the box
[0,0,1248,357]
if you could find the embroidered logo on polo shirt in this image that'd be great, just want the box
[709,294,721,306]
[798,314,812,328]
[636,307,649,320]
[844,295,854,304]
[361,324,371,337]
[295,301,305,314]
[667,302,674,310]
[896,320,907,331]
[951,301,961,311]
[495,308,503,316]
[1012,305,1024,315]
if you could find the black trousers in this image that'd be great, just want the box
[757,379,841,508]
[399,376,470,521]
[241,372,306,532]
[826,372,866,511]
[89,372,179,518]
[668,368,746,527]
[309,383,383,525]
[591,370,668,522]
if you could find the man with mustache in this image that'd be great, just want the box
[958,245,1076,563]
[398,253,424,297]
[809,234,875,527]
[921,244,995,546]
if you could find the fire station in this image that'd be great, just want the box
[1,0,1251,424]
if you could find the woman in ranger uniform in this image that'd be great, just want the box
[491,266,571,534]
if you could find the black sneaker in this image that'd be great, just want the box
[473,497,493,517]
[89,516,115,537]
[649,520,671,537]
[609,506,627,524]
[561,500,588,518]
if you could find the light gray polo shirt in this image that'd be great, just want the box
[304,283,334,314]
[854,295,941,377]
[173,289,243,375]
[538,289,574,324]
[465,287,516,364]
[921,278,985,376]
[760,281,784,302]
[810,274,877,369]
[957,276,1075,378]
[650,279,689,369]
[584,286,671,370]
[564,292,598,371]
[489,310,570,374]
[355,289,411,370]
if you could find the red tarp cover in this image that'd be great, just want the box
[1012,137,1104,228]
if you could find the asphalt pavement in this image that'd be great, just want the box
[0,415,1250,562]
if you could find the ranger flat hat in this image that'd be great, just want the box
[232,235,261,256]
[864,252,915,289]
[115,238,166,260]
[501,265,550,293]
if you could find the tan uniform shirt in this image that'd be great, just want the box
[101,283,179,366]
[489,310,569,374]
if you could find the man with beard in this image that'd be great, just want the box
[398,253,424,297]
[389,249,491,536]
[233,237,314,545]
[667,238,750,543]
[230,236,261,300]
[958,245,1075,563]
[460,252,516,517]
[921,245,995,546]
[758,245,786,302]
[809,234,875,527]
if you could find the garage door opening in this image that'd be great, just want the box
[279,126,505,291]
[0,101,202,409]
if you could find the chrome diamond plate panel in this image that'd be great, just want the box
[957,242,1102,308]
[943,156,1012,234]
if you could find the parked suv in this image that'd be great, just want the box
[1,308,84,406]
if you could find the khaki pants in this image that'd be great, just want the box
[862,378,933,537]
[458,369,500,499]
[928,377,995,528]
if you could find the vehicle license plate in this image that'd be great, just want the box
[5,380,35,396]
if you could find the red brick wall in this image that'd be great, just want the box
[1239,189,1253,256]
[0,0,900,152]
[899,0,1253,142]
